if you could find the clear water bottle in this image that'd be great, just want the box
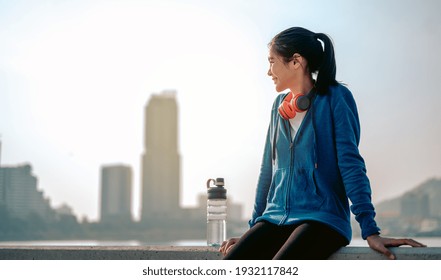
[206,178,227,247]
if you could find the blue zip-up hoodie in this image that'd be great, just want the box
[249,83,380,242]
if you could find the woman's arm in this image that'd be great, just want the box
[331,87,380,239]
[248,124,273,227]
[332,87,426,258]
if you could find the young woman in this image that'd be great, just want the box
[220,27,425,260]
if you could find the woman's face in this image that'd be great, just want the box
[267,48,295,92]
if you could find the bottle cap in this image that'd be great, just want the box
[207,178,226,199]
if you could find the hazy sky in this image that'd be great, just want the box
[1,0,440,222]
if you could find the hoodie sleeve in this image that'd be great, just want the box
[248,100,278,227]
[331,87,381,239]
[249,125,273,227]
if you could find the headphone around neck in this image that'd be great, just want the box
[278,90,315,120]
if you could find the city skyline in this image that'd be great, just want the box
[0,152,246,226]
[1,0,441,221]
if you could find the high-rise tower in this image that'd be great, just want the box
[141,91,181,223]
[0,164,54,220]
[100,164,133,223]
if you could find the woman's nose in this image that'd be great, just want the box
[267,68,272,76]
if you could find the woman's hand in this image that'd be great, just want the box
[366,234,426,260]
[219,237,240,256]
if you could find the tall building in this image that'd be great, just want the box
[141,91,181,223]
[0,164,54,220]
[100,164,133,223]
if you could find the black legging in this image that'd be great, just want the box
[223,220,348,260]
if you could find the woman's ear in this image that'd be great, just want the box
[291,53,303,68]
[292,53,305,70]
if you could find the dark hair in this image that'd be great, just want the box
[269,27,337,94]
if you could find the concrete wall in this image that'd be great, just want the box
[0,246,440,260]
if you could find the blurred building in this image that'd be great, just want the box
[0,164,54,220]
[55,203,75,218]
[100,164,133,223]
[141,91,181,223]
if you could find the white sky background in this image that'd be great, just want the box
[1,0,440,222]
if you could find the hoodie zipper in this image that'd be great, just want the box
[280,119,295,225]
[280,107,314,225]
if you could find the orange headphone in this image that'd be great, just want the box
[278,92,312,120]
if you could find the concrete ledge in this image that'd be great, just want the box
[0,246,440,260]
[0,246,221,260]
[329,246,441,260]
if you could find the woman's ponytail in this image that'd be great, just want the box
[314,33,337,93]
